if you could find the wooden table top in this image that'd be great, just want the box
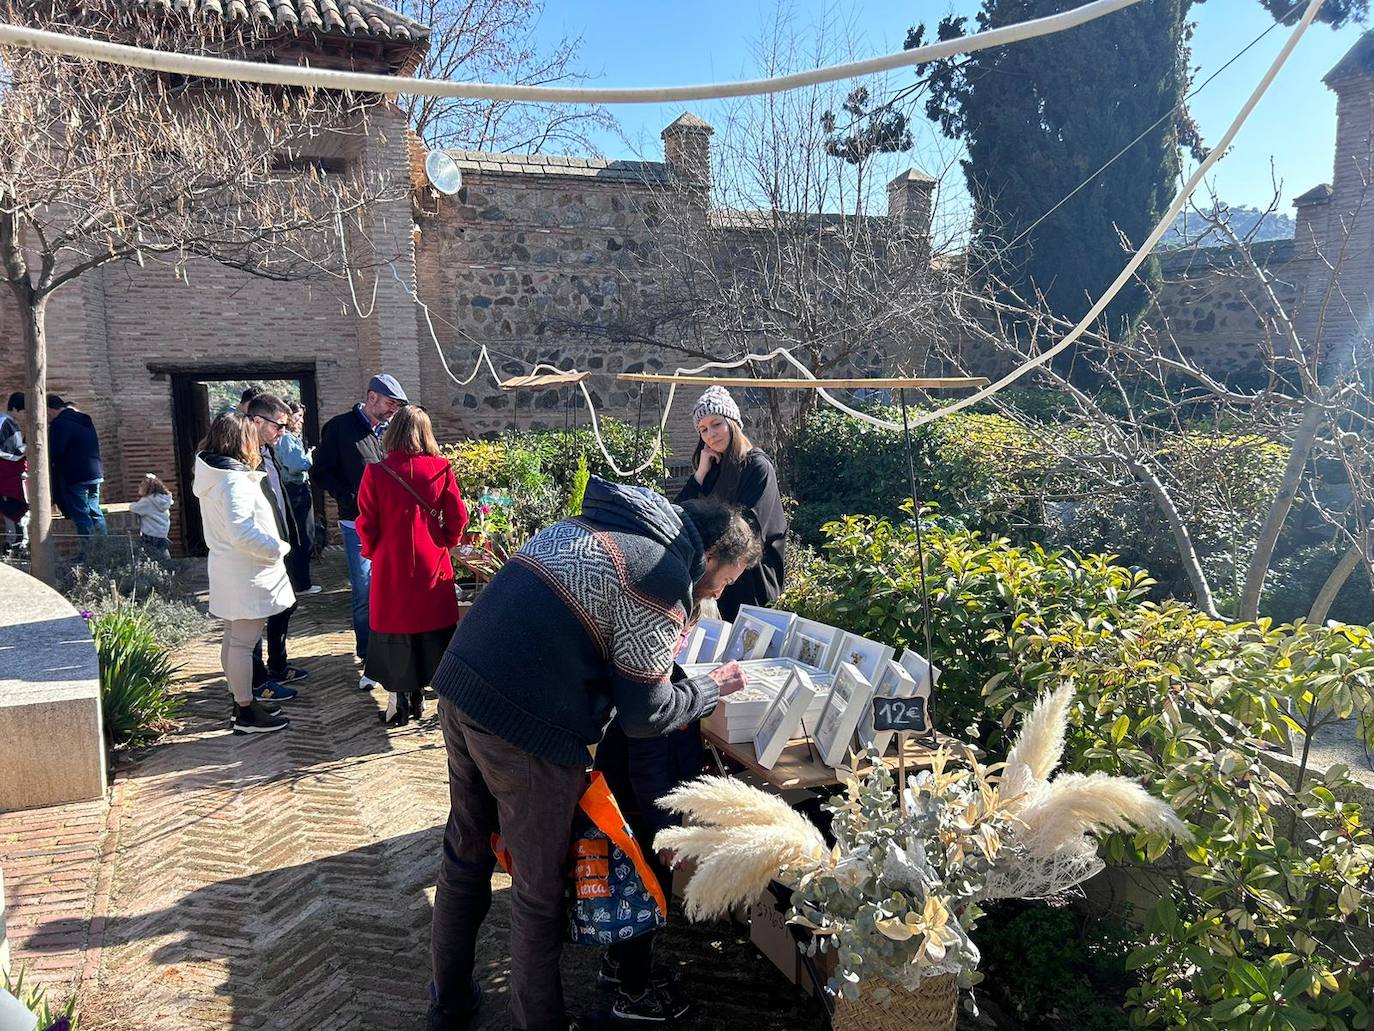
[701,727,972,791]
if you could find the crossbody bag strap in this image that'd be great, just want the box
[377,460,445,527]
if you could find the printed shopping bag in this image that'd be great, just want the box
[491,771,667,946]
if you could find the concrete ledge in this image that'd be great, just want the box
[0,563,106,813]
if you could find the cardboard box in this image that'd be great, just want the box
[748,889,836,997]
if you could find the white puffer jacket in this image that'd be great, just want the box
[193,452,295,621]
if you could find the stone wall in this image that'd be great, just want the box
[1143,240,1304,384]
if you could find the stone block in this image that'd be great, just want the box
[0,564,106,813]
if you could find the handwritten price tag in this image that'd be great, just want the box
[871,696,929,733]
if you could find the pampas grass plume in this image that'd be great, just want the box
[655,777,827,920]
[1002,685,1073,805]
[1017,772,1190,857]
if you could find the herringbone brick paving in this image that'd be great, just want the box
[7,553,820,1030]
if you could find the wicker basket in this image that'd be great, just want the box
[832,974,958,1031]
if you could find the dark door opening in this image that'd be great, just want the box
[164,364,321,555]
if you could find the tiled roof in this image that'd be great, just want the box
[708,207,885,230]
[121,0,429,42]
[443,150,672,184]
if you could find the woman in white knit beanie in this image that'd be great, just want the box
[675,385,786,620]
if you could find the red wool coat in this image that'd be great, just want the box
[355,453,468,635]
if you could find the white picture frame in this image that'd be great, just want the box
[783,618,845,670]
[722,611,777,662]
[697,618,733,663]
[680,617,731,664]
[814,662,878,768]
[898,648,941,701]
[676,625,705,664]
[827,632,895,686]
[753,668,817,769]
[861,659,919,753]
[729,605,796,660]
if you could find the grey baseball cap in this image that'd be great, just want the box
[367,374,409,403]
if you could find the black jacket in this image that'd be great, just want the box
[258,444,309,592]
[48,408,103,488]
[433,478,720,767]
[313,404,384,521]
[676,448,787,621]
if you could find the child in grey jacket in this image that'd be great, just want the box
[129,473,174,561]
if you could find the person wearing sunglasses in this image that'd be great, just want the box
[245,394,312,702]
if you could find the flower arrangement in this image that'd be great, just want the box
[453,490,517,586]
[657,686,1187,1008]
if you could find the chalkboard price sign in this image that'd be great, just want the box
[872,696,929,733]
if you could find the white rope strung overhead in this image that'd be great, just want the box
[0,0,1143,103]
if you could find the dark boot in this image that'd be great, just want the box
[410,691,424,720]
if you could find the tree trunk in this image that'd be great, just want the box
[21,294,55,586]
[1239,403,1324,621]
[1307,540,1367,624]
[1129,454,1220,618]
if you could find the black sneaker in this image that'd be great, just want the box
[232,701,289,735]
[612,984,692,1025]
[426,983,481,1031]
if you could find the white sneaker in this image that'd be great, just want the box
[359,674,380,691]
[304,585,322,595]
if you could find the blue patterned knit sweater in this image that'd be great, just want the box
[433,477,720,767]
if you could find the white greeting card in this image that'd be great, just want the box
[813,661,878,768]
[753,668,817,769]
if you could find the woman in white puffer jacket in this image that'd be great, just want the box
[193,411,295,735]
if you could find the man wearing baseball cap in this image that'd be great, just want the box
[314,374,408,684]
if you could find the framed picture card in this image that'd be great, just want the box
[897,649,941,700]
[753,668,817,769]
[722,611,778,662]
[676,625,705,664]
[814,662,878,768]
[860,659,919,753]
[730,605,796,660]
[683,617,731,664]
[783,618,845,670]
[828,632,895,686]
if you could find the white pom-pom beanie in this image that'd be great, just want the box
[691,385,742,426]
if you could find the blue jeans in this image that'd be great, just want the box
[64,480,107,537]
[341,522,371,660]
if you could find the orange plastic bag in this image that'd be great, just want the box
[492,772,667,945]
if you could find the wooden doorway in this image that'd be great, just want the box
[160,363,321,555]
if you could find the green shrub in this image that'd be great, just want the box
[443,418,666,551]
[91,602,184,747]
[778,507,1152,738]
[3,966,79,1030]
[60,536,209,647]
[785,407,1056,546]
[992,605,1374,1030]
[974,901,1138,1029]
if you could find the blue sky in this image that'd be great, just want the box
[529,2,1369,219]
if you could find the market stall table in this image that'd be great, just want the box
[700,726,975,791]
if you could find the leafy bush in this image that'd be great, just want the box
[992,605,1374,1030]
[785,407,1055,546]
[60,535,209,647]
[778,508,1151,738]
[91,602,184,747]
[442,418,666,552]
[974,901,1138,1029]
[3,966,78,1030]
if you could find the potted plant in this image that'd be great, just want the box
[658,686,1187,1030]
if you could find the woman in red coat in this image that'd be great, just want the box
[355,404,468,726]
